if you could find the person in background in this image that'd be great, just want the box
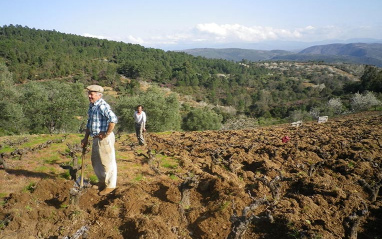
[81,85,118,196]
[133,105,146,145]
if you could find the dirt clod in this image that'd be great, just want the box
[1,112,382,238]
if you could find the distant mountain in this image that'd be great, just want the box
[274,43,382,66]
[167,38,382,51]
[182,43,382,67]
[181,48,292,62]
[299,43,382,57]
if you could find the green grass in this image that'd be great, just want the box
[0,146,14,154]
[0,192,7,206]
[133,174,144,182]
[159,154,178,169]
[155,131,173,135]
[219,201,230,211]
[136,149,144,154]
[23,182,36,193]
[115,151,130,159]
[89,175,98,184]
[60,171,71,180]
[25,205,33,211]
[34,165,57,174]
[43,155,62,164]
[69,210,81,217]
[0,134,72,154]
[22,135,57,147]
[0,220,6,230]
[286,221,300,239]
[169,174,179,180]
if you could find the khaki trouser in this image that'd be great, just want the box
[135,123,145,145]
[91,132,117,188]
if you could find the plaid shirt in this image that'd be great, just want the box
[86,98,118,137]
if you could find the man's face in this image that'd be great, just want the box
[88,91,102,103]
[137,106,143,113]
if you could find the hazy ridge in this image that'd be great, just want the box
[182,43,382,66]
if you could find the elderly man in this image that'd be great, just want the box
[81,85,118,196]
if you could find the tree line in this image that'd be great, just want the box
[0,62,224,135]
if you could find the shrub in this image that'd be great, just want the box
[309,107,321,119]
[182,107,223,131]
[116,86,181,133]
[327,98,344,115]
[221,114,258,130]
[289,110,312,122]
[351,92,381,112]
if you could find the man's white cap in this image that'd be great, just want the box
[86,85,104,93]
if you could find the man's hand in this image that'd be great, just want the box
[82,129,90,148]
[99,132,109,140]
[81,138,88,148]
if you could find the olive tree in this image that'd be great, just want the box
[0,63,27,135]
[351,92,381,112]
[21,81,88,134]
[116,86,181,133]
[182,107,223,131]
[327,98,344,115]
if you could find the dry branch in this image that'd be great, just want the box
[179,174,200,209]
[255,176,282,201]
[344,202,368,239]
[358,179,381,202]
[228,196,273,239]
[61,225,89,239]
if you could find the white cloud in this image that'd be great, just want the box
[126,35,145,45]
[82,33,146,45]
[196,23,228,36]
[195,23,315,42]
[82,33,109,40]
[120,23,320,49]
[83,23,382,50]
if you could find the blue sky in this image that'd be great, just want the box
[1,0,382,50]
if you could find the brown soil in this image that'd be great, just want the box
[1,112,382,239]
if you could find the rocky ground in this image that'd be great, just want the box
[0,112,381,239]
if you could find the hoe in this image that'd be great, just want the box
[69,145,90,205]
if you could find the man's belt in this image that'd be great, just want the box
[93,131,107,138]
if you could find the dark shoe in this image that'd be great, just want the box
[92,182,106,191]
[99,188,115,196]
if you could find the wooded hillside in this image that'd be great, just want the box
[1,25,382,135]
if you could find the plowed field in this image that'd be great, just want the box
[1,112,381,239]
